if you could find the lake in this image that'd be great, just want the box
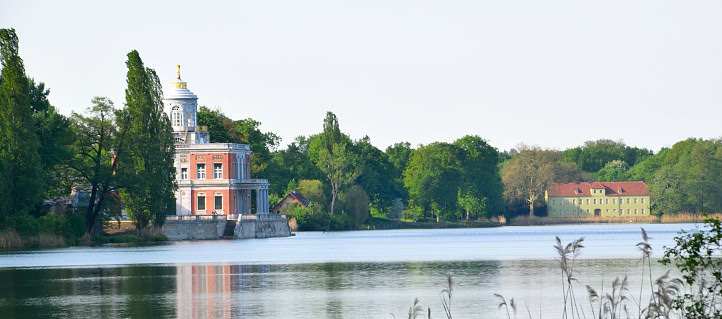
[0,223,699,318]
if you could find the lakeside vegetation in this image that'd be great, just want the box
[1,28,721,248]
[399,218,722,319]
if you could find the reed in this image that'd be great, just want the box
[395,224,718,319]
[0,229,23,250]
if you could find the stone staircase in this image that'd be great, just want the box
[222,220,237,239]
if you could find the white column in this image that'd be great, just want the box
[263,189,269,213]
[256,188,269,214]
[236,154,241,180]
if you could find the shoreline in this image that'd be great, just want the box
[508,213,721,226]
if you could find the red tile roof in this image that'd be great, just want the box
[547,181,649,197]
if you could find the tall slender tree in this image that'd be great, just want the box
[118,50,176,230]
[312,112,357,215]
[0,28,43,217]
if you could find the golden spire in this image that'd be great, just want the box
[174,64,187,89]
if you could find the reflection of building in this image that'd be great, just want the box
[176,265,233,319]
[545,181,651,217]
[164,65,270,216]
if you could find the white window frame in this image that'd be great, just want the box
[197,192,206,212]
[171,106,183,127]
[214,163,223,179]
[180,167,188,180]
[197,163,206,179]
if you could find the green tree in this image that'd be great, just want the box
[69,97,124,236]
[453,135,503,215]
[317,142,358,215]
[197,106,235,143]
[562,139,652,172]
[647,139,722,214]
[297,179,326,208]
[197,106,280,178]
[268,137,322,195]
[403,142,463,221]
[457,189,487,220]
[352,136,400,213]
[386,142,413,176]
[310,112,358,215]
[28,79,75,198]
[385,141,413,202]
[340,184,370,226]
[595,159,629,181]
[660,218,722,319]
[118,50,176,230]
[0,28,43,217]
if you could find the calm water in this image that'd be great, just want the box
[0,223,700,318]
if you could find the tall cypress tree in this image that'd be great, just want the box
[119,50,176,230]
[0,28,43,217]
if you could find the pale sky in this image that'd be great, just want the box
[2,0,721,151]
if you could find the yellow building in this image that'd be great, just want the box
[545,181,651,217]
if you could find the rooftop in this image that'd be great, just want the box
[547,181,650,197]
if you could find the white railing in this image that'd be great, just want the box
[166,214,227,221]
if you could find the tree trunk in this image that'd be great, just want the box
[330,183,337,215]
[528,199,535,217]
[85,183,99,235]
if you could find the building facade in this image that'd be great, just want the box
[545,181,651,217]
[164,65,270,217]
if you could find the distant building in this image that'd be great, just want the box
[165,65,270,217]
[545,181,651,217]
[271,191,309,214]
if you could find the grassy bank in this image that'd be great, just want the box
[1,219,167,251]
[509,212,722,226]
[0,229,67,250]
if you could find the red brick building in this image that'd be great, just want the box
[164,66,270,217]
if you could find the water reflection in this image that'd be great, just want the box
[0,259,668,319]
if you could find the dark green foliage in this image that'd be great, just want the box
[0,28,43,217]
[3,213,84,244]
[403,142,464,221]
[453,135,504,215]
[352,136,402,212]
[28,79,75,198]
[660,218,722,319]
[646,139,722,214]
[69,97,122,236]
[118,51,176,230]
[594,160,629,182]
[196,106,280,178]
[267,137,322,195]
[385,142,413,201]
[562,139,652,173]
[339,184,370,226]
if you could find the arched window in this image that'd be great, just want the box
[171,106,182,127]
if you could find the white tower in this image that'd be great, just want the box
[163,65,207,144]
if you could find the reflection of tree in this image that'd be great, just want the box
[124,266,176,318]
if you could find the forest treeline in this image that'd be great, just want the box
[2,28,722,243]
[199,106,722,230]
[1,29,175,246]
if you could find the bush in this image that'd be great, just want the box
[8,214,40,236]
[1,213,86,249]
